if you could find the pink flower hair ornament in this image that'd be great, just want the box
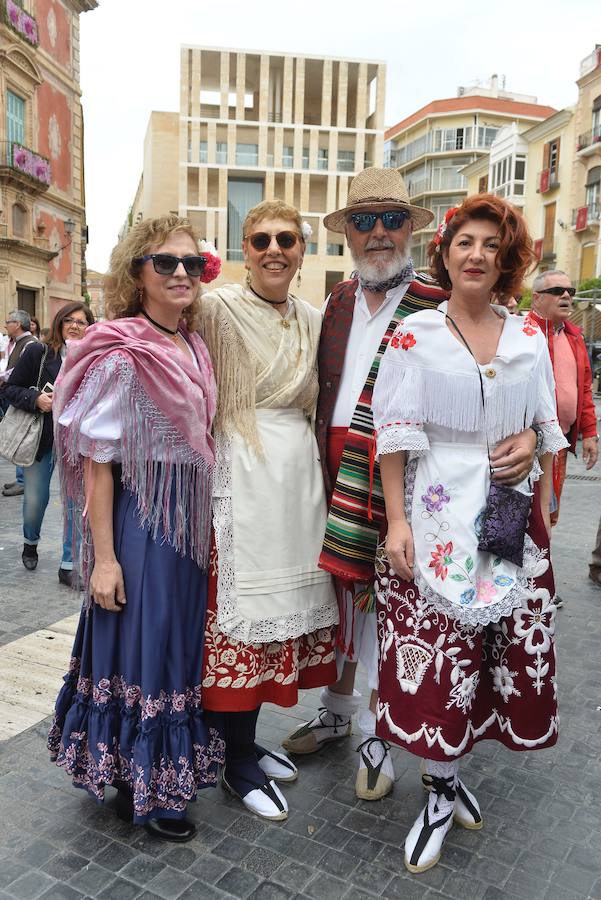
[198,240,222,283]
[433,206,460,251]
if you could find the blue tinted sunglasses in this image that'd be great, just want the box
[349,210,410,232]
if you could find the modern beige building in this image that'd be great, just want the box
[0,0,97,327]
[570,46,601,281]
[125,46,386,306]
[384,77,556,269]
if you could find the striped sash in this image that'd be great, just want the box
[319,275,447,585]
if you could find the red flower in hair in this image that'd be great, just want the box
[200,252,221,283]
[433,206,460,247]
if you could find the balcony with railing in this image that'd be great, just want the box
[2,0,38,46]
[537,169,560,193]
[576,125,601,156]
[391,127,499,168]
[0,142,51,191]
[407,172,466,198]
[572,203,600,231]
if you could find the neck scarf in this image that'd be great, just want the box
[54,318,216,579]
[358,258,415,294]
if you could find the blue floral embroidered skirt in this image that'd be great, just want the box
[48,479,225,824]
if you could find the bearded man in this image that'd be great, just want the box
[283,169,539,802]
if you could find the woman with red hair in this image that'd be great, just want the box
[372,195,567,873]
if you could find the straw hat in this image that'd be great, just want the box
[323,167,434,234]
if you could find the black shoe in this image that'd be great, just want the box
[58,567,80,588]
[114,784,134,823]
[22,544,38,571]
[3,483,24,496]
[3,481,16,490]
[145,818,197,843]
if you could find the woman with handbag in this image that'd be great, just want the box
[3,301,94,580]
[371,195,568,874]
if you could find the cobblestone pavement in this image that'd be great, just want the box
[1,450,601,900]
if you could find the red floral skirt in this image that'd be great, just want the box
[202,546,337,712]
[376,483,559,761]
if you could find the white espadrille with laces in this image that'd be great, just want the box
[405,761,457,874]
[355,709,395,800]
[282,688,360,754]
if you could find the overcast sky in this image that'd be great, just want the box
[80,0,599,272]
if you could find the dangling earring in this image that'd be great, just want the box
[245,269,252,289]
[296,266,302,288]
[136,286,144,306]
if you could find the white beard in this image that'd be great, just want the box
[350,243,412,283]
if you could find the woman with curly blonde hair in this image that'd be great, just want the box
[48,215,224,842]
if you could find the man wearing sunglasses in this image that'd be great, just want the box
[283,169,539,801]
[530,270,598,547]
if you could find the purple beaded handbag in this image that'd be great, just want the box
[444,313,531,568]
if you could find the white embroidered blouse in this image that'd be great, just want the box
[372,302,568,627]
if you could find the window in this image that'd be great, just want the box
[543,202,556,257]
[227,179,263,260]
[199,141,208,163]
[6,90,25,147]
[586,166,600,219]
[12,203,26,236]
[282,146,293,168]
[318,148,328,170]
[337,150,355,172]
[491,154,525,198]
[302,148,309,170]
[593,96,601,141]
[235,143,258,166]
[478,175,489,193]
[216,142,227,164]
[327,243,344,256]
[306,242,318,255]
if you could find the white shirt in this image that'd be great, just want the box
[328,281,411,428]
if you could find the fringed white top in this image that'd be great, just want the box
[372,302,568,627]
[373,302,567,459]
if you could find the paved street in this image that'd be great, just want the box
[1,451,601,900]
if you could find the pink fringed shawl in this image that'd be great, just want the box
[54,318,216,579]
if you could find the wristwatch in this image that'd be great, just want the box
[530,425,544,456]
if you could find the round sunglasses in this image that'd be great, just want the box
[134,253,207,277]
[350,211,410,232]
[247,231,299,251]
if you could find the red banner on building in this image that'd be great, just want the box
[575,207,588,232]
[534,239,544,260]
[539,169,550,193]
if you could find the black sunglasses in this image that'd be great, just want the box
[134,253,207,277]
[349,211,410,232]
[247,231,299,251]
[538,286,576,297]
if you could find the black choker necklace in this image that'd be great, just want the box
[140,308,178,336]
[248,284,288,306]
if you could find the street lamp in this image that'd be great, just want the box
[55,217,76,253]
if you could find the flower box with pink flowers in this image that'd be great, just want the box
[11,143,51,186]
[3,0,38,45]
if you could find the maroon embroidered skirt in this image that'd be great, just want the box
[375,484,558,761]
